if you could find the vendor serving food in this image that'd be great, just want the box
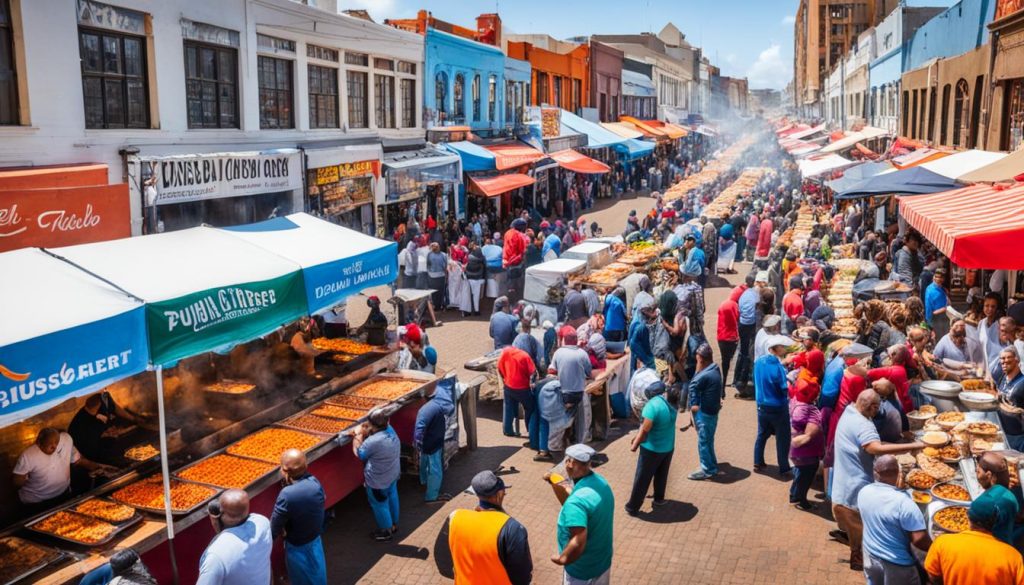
[68,392,143,465]
[12,428,116,518]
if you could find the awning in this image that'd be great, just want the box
[790,143,823,156]
[601,122,645,139]
[469,173,536,197]
[777,123,806,137]
[957,148,1024,183]
[917,149,1007,179]
[639,120,687,139]
[620,116,668,138]
[483,143,546,170]
[785,124,826,140]
[304,142,382,169]
[836,166,961,199]
[826,161,895,193]
[0,248,148,426]
[560,110,627,149]
[622,138,655,161]
[442,140,496,172]
[798,154,857,179]
[891,148,950,169]
[899,183,1024,269]
[820,126,889,153]
[383,144,461,171]
[549,149,611,174]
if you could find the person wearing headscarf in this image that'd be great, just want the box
[788,379,823,510]
[657,289,686,383]
[357,297,388,346]
[601,287,628,348]
[447,246,473,317]
[630,296,658,375]
[717,221,737,275]
[513,304,545,372]
[397,324,437,374]
[414,235,431,290]
[586,333,607,370]
[631,276,655,324]
[449,236,469,265]
[401,239,419,290]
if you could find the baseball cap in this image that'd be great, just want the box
[763,315,782,328]
[839,343,873,359]
[765,334,794,350]
[565,443,596,463]
[796,329,819,342]
[471,470,507,497]
[755,271,769,283]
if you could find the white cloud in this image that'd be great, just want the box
[724,53,737,65]
[746,44,789,90]
[781,15,796,26]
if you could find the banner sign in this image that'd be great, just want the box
[313,160,380,186]
[0,184,131,252]
[142,149,303,206]
[146,272,308,365]
[302,241,398,314]
[0,308,148,427]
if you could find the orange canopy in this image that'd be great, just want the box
[483,143,546,170]
[549,149,611,174]
[619,116,668,138]
[469,173,536,197]
[892,149,951,169]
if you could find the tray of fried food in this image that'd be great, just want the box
[205,379,257,394]
[226,428,323,464]
[278,413,358,436]
[932,505,970,533]
[961,378,994,392]
[964,420,1001,437]
[905,469,940,490]
[124,443,160,462]
[915,453,957,482]
[27,510,119,547]
[72,498,140,525]
[580,263,635,287]
[0,536,63,585]
[175,453,277,490]
[309,403,368,421]
[326,394,387,410]
[310,337,378,355]
[930,481,972,504]
[111,475,219,515]
[345,377,423,401]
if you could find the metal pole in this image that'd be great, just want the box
[155,366,180,585]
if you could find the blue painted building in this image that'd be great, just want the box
[505,57,531,129]
[903,0,996,71]
[423,28,506,136]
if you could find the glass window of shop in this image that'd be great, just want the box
[453,73,465,121]
[307,163,375,235]
[347,70,368,129]
[375,74,395,129]
[308,64,339,129]
[151,191,294,233]
[1003,78,1024,150]
[435,71,448,118]
[258,56,293,129]
[79,28,149,129]
[398,60,416,128]
[488,75,497,122]
[184,41,238,129]
[0,0,18,125]
[472,74,481,122]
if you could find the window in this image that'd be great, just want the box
[487,75,496,122]
[940,84,951,145]
[397,61,416,75]
[453,73,464,120]
[308,64,338,128]
[307,44,338,62]
[553,76,562,109]
[257,34,294,53]
[953,79,969,148]
[970,75,984,149]
[927,87,937,142]
[0,0,17,125]
[375,74,394,128]
[184,42,237,129]
[911,90,918,138]
[1003,79,1024,150]
[257,55,292,128]
[401,78,415,127]
[345,52,368,66]
[347,70,368,128]
[536,72,548,106]
[572,79,581,112]
[374,58,394,71]
[471,74,480,122]
[506,81,514,124]
[435,71,448,116]
[918,89,926,141]
[80,29,149,129]
[901,91,909,137]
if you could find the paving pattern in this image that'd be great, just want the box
[324,193,862,584]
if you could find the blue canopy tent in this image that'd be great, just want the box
[825,161,894,193]
[559,110,653,161]
[442,140,496,172]
[836,166,961,200]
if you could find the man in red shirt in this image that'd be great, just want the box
[755,213,773,260]
[717,287,742,388]
[782,276,805,334]
[497,345,537,442]
[503,218,528,303]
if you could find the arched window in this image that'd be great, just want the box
[435,72,448,117]
[471,74,481,122]
[453,73,465,120]
[488,75,497,122]
[940,84,951,145]
[953,79,969,148]
[928,87,937,142]
[970,75,983,148]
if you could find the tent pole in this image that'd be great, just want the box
[156,366,180,585]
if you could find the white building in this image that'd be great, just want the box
[0,0,425,236]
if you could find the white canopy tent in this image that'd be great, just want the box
[819,126,889,154]
[799,154,857,179]
[918,149,1007,179]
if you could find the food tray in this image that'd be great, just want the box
[276,412,359,436]
[174,453,279,491]
[0,536,64,585]
[26,509,134,548]
[204,379,257,395]
[930,481,972,505]
[326,394,388,410]
[110,476,220,516]
[931,504,970,534]
[341,370,437,404]
[71,497,144,527]
[225,427,325,464]
[309,404,369,421]
[123,443,160,463]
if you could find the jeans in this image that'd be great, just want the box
[718,340,738,389]
[285,536,328,585]
[754,405,792,473]
[538,417,551,452]
[863,551,921,585]
[573,395,592,444]
[366,481,399,530]
[790,461,818,504]
[504,387,538,448]
[685,333,705,381]
[419,449,443,501]
[695,411,719,474]
[626,446,674,511]
[735,237,746,261]
[734,323,757,391]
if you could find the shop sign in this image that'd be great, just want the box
[141,149,303,206]
[313,160,380,185]
[146,272,307,365]
[541,108,561,138]
[997,0,1024,19]
[0,184,130,253]
[302,242,398,312]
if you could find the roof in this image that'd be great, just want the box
[549,149,611,174]
[956,148,1024,183]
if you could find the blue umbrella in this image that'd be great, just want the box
[836,166,960,200]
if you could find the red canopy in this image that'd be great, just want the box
[483,143,546,170]
[469,173,536,197]
[549,149,611,174]
[898,183,1024,269]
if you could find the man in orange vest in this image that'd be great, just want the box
[447,470,533,585]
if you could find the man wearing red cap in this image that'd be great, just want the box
[398,324,437,374]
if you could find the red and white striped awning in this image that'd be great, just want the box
[898,183,1024,269]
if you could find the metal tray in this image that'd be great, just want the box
[325,394,388,409]
[26,508,138,548]
[275,412,361,436]
[109,477,221,517]
[223,426,332,466]
[341,370,438,404]
[172,452,280,492]
[929,481,973,506]
[69,497,145,528]
[0,536,66,585]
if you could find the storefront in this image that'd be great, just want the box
[380,143,461,239]
[0,163,131,251]
[304,143,383,235]
[129,149,304,234]
[988,2,1024,150]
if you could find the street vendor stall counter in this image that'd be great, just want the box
[562,241,613,270]
[524,258,587,305]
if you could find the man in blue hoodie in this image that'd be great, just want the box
[414,376,457,502]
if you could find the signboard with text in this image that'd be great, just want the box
[0,184,131,252]
[141,149,303,206]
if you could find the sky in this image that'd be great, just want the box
[342,0,796,90]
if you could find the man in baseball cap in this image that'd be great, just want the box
[448,470,532,585]
[754,333,794,475]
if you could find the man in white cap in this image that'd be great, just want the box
[544,444,614,585]
[754,314,783,361]
[753,334,795,475]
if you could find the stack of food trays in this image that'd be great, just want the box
[0,536,64,584]
[26,502,140,548]
[343,375,425,402]
[110,475,220,515]
[175,453,279,490]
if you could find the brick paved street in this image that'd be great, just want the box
[328,194,862,584]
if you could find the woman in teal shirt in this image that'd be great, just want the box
[625,381,677,515]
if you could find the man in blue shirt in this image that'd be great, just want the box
[198,490,272,585]
[995,346,1024,451]
[734,273,762,398]
[924,268,949,338]
[602,289,628,344]
[858,455,931,584]
[820,353,846,411]
[415,376,456,502]
[629,299,657,374]
[542,227,562,261]
[271,450,327,585]
[688,343,723,481]
[351,411,401,541]
[753,334,793,475]
[489,296,519,350]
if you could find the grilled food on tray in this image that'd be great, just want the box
[33,510,116,544]
[965,421,1000,436]
[205,381,256,394]
[932,483,971,502]
[935,411,965,424]
[346,379,421,401]
[226,428,321,463]
[124,444,160,461]
[962,379,993,392]
[327,394,385,409]
[905,470,938,490]
[284,414,356,435]
[0,537,53,583]
[933,506,970,533]
[936,444,963,460]
[311,338,376,354]
[74,499,136,523]
[177,454,276,489]
[310,404,367,421]
[916,454,957,481]
[111,476,217,512]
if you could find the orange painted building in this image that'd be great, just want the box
[506,41,590,113]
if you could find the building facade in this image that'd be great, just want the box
[591,32,694,122]
[588,40,623,123]
[422,28,507,134]
[506,36,590,113]
[986,0,1024,150]
[622,58,657,119]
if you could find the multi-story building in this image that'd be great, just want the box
[622,58,657,119]
[505,35,590,113]
[588,40,624,123]
[0,0,425,238]
[986,0,1024,150]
